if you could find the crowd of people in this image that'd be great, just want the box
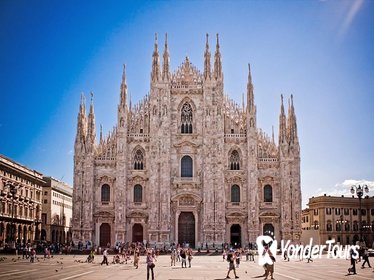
[4,239,374,279]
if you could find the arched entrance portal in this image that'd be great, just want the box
[41,229,46,241]
[230,224,241,248]
[132,224,143,243]
[263,223,274,238]
[100,223,111,247]
[178,212,195,248]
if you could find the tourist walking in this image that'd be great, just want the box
[146,251,155,280]
[181,249,187,268]
[187,248,193,268]
[134,250,140,269]
[171,249,176,266]
[235,250,241,268]
[226,249,239,279]
[361,247,371,268]
[263,246,275,280]
[101,248,109,266]
[177,247,181,262]
[30,248,36,263]
[283,250,289,261]
[348,248,357,275]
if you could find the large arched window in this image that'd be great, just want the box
[181,155,193,177]
[229,150,240,170]
[181,103,193,134]
[134,185,143,203]
[231,185,240,203]
[134,149,144,170]
[101,184,110,203]
[264,185,273,202]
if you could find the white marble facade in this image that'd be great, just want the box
[72,34,302,248]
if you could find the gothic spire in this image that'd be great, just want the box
[204,33,211,80]
[75,93,87,150]
[287,94,298,144]
[247,63,255,114]
[151,33,160,82]
[213,33,222,80]
[87,92,96,145]
[100,124,103,144]
[120,64,127,108]
[279,94,287,144]
[162,33,170,81]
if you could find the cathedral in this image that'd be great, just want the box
[72,34,302,248]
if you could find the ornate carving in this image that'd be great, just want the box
[171,57,203,87]
[179,196,195,206]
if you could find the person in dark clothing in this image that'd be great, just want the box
[146,251,155,280]
[348,248,357,275]
[361,247,371,268]
[226,250,239,279]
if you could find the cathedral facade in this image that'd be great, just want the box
[72,34,302,248]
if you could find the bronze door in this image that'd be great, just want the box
[132,223,143,243]
[100,223,111,247]
[178,212,195,248]
[230,224,241,248]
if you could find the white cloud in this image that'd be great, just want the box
[316,179,374,198]
[338,0,364,38]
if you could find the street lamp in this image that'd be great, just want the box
[351,184,369,241]
[336,214,347,245]
[5,183,19,247]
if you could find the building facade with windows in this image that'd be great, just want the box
[301,194,374,247]
[41,177,73,244]
[0,154,43,247]
[72,34,302,248]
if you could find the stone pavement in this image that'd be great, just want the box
[0,253,373,280]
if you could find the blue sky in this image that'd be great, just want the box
[0,0,373,207]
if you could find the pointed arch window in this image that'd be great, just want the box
[181,155,193,177]
[134,149,144,170]
[231,185,240,203]
[229,150,240,170]
[134,185,143,203]
[101,184,110,203]
[264,185,273,202]
[181,102,193,133]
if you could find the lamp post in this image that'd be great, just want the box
[5,183,18,247]
[351,184,369,241]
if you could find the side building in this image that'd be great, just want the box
[41,177,73,244]
[0,154,44,247]
[301,194,374,247]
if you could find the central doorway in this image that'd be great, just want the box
[132,223,143,243]
[178,212,195,248]
[230,224,241,248]
[100,223,111,247]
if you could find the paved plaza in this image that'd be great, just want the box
[0,253,373,280]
